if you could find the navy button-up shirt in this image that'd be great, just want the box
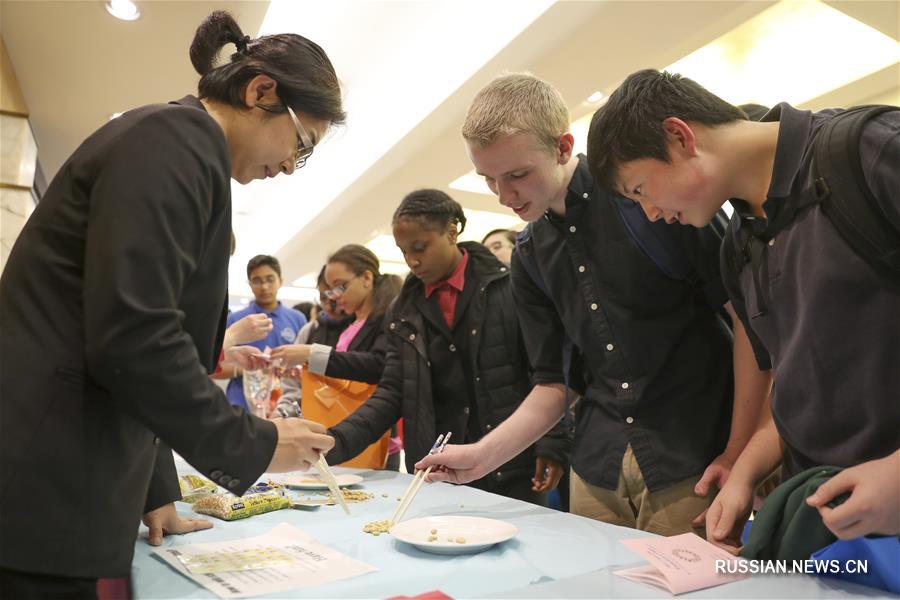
[513,156,733,492]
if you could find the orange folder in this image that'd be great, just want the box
[299,368,389,469]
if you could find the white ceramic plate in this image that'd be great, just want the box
[281,473,363,490]
[391,516,518,555]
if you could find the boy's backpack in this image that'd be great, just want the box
[515,198,728,295]
[724,105,900,292]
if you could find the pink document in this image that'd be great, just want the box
[615,533,749,595]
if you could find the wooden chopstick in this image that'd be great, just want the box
[390,431,452,526]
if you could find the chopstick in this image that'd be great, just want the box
[390,431,452,525]
[317,454,351,515]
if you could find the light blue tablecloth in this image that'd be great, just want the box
[132,465,888,599]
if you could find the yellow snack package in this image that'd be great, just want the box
[192,481,289,521]
[178,474,218,504]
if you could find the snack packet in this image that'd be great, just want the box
[192,481,289,521]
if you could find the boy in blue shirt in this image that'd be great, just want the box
[217,255,307,410]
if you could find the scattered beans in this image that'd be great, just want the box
[363,519,393,535]
[327,489,374,504]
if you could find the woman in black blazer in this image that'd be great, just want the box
[0,10,344,595]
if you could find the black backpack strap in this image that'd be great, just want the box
[814,105,900,284]
[611,195,694,281]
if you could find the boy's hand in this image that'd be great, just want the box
[706,480,754,555]
[532,457,564,492]
[807,451,900,539]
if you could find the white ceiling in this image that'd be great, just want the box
[2,0,897,303]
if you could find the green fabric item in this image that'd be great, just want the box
[741,465,843,560]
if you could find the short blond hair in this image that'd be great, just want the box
[462,72,569,152]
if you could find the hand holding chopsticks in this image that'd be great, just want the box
[390,431,452,525]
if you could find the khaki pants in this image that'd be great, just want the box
[570,445,712,536]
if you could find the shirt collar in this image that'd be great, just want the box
[761,102,812,217]
[730,102,811,229]
[543,154,592,228]
[250,300,281,316]
[424,249,468,297]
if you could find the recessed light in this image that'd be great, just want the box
[105,0,140,21]
[586,91,604,103]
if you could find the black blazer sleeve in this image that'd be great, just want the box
[327,319,402,464]
[143,444,182,513]
[82,107,276,495]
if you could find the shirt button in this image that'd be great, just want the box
[768,238,775,246]
[463,406,469,415]
[496,471,503,478]
[569,225,577,233]
[409,334,416,341]
[486,424,492,431]
[390,322,396,330]
[621,382,630,390]
[426,361,432,367]
[471,329,477,336]
[590,303,598,311]
[227,479,241,489]
[475,376,481,383]
[625,416,634,424]
[210,470,223,480]
[606,343,614,351]
[578,265,586,273]
[582,193,589,199]
[500,266,507,272]
[449,344,457,352]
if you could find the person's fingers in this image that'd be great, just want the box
[820,508,866,540]
[692,507,709,528]
[695,468,715,497]
[818,497,869,534]
[148,522,163,546]
[546,465,563,490]
[706,501,724,540]
[709,539,743,556]
[168,517,214,535]
[806,472,854,507]
[300,419,327,434]
[415,452,449,471]
[424,470,456,484]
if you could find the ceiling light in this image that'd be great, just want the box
[665,0,900,107]
[586,91,604,103]
[105,0,140,21]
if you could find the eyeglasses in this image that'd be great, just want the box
[323,275,359,300]
[249,275,279,288]
[284,103,315,170]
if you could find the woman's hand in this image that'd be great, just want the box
[270,344,313,367]
[223,345,270,371]
[223,314,272,349]
[142,503,212,546]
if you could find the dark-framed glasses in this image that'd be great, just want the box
[323,275,359,300]
[284,103,314,169]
